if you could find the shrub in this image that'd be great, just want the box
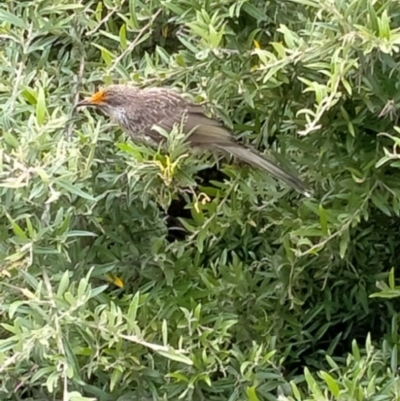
[0,0,399,400]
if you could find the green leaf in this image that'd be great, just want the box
[339,230,349,259]
[378,10,391,40]
[57,271,70,297]
[318,204,328,236]
[127,291,140,324]
[56,180,96,201]
[8,217,28,240]
[65,230,97,237]
[290,380,302,400]
[246,386,261,401]
[162,319,168,346]
[242,3,268,21]
[110,369,122,392]
[68,391,96,401]
[3,131,20,148]
[128,0,138,28]
[119,24,127,50]
[94,1,103,21]
[352,339,360,361]
[367,1,379,34]
[8,301,24,319]
[371,193,391,216]
[92,44,115,65]
[157,349,193,365]
[304,367,323,396]
[36,86,47,126]
[391,344,398,374]
[389,267,395,289]
[319,371,340,397]
[0,9,27,28]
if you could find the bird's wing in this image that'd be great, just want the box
[183,108,233,146]
[138,88,234,146]
[132,88,188,141]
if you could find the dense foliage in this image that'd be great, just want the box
[1,0,400,400]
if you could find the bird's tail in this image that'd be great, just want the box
[216,144,312,198]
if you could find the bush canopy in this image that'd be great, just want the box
[1,0,400,400]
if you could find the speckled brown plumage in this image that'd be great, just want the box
[77,84,312,197]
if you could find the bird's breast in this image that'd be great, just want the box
[109,107,128,125]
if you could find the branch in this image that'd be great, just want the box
[107,8,163,74]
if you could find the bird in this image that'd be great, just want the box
[76,84,312,197]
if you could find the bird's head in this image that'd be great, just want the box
[76,84,139,114]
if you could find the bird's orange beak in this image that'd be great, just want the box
[76,90,106,107]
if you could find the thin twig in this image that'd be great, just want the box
[296,183,376,258]
[107,8,163,74]
[64,19,86,140]
[73,51,86,108]
[85,5,122,37]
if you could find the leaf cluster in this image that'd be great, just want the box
[1,0,400,400]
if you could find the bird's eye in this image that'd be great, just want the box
[108,95,122,106]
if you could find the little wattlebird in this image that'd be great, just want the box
[76,84,312,197]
